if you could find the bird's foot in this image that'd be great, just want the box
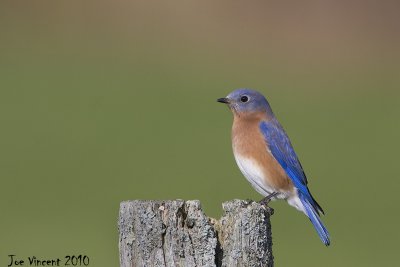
[258,192,279,206]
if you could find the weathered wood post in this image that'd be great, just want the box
[118,199,273,267]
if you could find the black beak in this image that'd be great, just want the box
[217,97,230,104]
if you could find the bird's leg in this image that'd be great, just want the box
[258,192,280,206]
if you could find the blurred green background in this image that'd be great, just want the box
[1,1,399,266]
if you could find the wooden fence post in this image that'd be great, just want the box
[118,199,273,267]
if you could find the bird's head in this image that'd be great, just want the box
[217,88,273,117]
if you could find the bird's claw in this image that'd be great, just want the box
[258,192,279,206]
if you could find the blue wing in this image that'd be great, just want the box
[259,119,324,215]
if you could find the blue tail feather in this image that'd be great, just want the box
[299,193,330,246]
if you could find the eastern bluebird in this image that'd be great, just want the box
[217,88,330,246]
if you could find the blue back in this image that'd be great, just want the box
[259,119,324,215]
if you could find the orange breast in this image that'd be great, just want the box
[232,113,294,192]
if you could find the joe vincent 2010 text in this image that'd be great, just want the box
[7,254,89,266]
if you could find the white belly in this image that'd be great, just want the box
[233,153,309,218]
[234,153,305,211]
[233,153,278,197]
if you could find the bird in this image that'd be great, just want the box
[217,88,330,246]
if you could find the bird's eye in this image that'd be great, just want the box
[240,95,249,103]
